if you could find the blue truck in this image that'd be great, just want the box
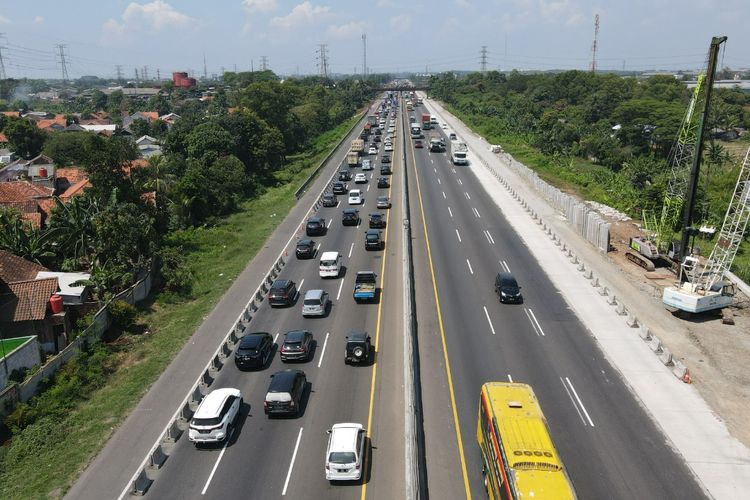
[353,271,377,302]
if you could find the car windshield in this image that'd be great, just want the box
[321,260,336,266]
[329,452,356,464]
[303,299,320,306]
[192,417,222,427]
[367,234,378,240]
[284,341,302,348]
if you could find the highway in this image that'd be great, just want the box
[144,103,406,499]
[403,100,707,499]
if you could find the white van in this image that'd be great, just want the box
[319,251,342,278]
[325,422,366,481]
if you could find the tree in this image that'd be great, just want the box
[3,118,47,158]
[43,132,91,165]
[184,121,235,164]
[129,118,152,138]
[0,211,59,265]
[47,195,100,268]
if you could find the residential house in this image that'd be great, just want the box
[159,112,180,127]
[136,135,162,158]
[0,250,69,353]
[0,180,55,228]
[122,111,159,134]
[55,167,90,201]
[0,154,56,188]
[35,114,68,132]
[0,148,16,165]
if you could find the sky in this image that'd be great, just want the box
[0,0,748,80]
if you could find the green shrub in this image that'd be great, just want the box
[107,300,137,331]
[158,245,194,296]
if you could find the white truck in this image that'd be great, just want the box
[450,140,468,165]
[351,139,365,155]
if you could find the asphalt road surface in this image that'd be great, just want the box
[144,105,406,500]
[404,101,707,499]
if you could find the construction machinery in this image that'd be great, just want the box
[663,147,749,312]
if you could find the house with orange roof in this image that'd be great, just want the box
[0,180,55,228]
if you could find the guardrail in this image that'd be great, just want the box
[119,109,373,498]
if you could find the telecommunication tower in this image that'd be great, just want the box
[316,44,329,79]
[56,43,69,83]
[589,14,599,72]
[480,45,487,73]
[362,33,367,78]
[260,55,269,71]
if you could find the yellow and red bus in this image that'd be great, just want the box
[477,382,577,499]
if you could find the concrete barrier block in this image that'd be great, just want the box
[178,402,193,423]
[229,330,239,344]
[131,468,152,496]
[583,269,593,279]
[270,267,279,279]
[598,285,609,296]
[590,277,600,288]
[260,282,269,294]
[607,293,617,305]
[163,420,183,444]
[646,334,662,353]
[148,444,168,470]
[638,325,651,340]
[210,354,223,372]
[265,274,274,285]
[200,370,213,388]
[222,342,232,358]
[671,359,690,382]
[626,313,639,328]
[657,346,673,366]
[615,301,627,316]
[190,385,204,405]
[251,298,260,311]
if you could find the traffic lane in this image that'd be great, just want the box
[417,125,705,498]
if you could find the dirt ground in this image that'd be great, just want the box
[607,221,750,447]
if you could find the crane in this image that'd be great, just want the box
[663,147,750,312]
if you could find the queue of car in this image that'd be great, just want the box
[188,96,399,487]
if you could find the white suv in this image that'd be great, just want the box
[325,423,366,481]
[189,388,242,445]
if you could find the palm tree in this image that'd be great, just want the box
[0,212,59,265]
[46,195,100,267]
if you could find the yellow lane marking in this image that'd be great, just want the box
[361,103,398,500]
[409,113,472,499]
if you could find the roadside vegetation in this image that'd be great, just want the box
[429,70,750,281]
[0,69,380,498]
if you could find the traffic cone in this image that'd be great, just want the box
[682,369,692,384]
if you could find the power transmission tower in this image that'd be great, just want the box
[260,56,268,71]
[56,44,69,83]
[589,14,600,72]
[203,53,208,80]
[362,33,367,78]
[115,64,123,83]
[0,34,7,80]
[156,68,160,81]
[142,66,149,81]
[480,45,488,73]
[316,44,329,79]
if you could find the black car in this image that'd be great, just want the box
[381,155,391,163]
[374,128,382,135]
[373,135,381,143]
[321,192,338,207]
[295,239,316,259]
[345,332,372,365]
[495,272,522,304]
[306,216,326,236]
[342,208,360,226]
[338,170,352,181]
[332,182,348,195]
[365,229,384,250]
[280,330,313,362]
[380,165,392,175]
[369,213,386,229]
[377,176,389,188]
[264,369,307,417]
[268,279,298,307]
[234,332,274,370]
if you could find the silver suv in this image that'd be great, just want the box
[302,289,330,317]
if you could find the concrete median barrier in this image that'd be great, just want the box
[658,346,673,366]
[221,342,232,358]
[130,468,152,496]
[607,293,617,306]
[626,313,639,328]
[147,445,168,470]
[190,386,204,406]
[163,420,183,444]
[615,301,627,316]
[638,325,651,340]
[210,354,223,372]
[178,402,193,423]
[646,334,662,353]
[200,370,213,388]
[671,359,690,382]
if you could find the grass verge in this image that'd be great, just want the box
[0,112,361,500]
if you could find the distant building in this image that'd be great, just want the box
[173,71,196,88]
[136,135,162,158]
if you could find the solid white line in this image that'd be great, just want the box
[282,427,304,495]
[298,279,305,293]
[528,309,545,337]
[367,184,371,192]
[434,167,437,173]
[502,260,510,272]
[464,192,471,200]
[457,178,463,185]
[484,230,492,245]
[455,229,462,242]
[442,191,446,199]
[524,309,542,337]
[483,306,496,335]
[335,201,340,208]
[326,219,332,228]
[466,259,474,275]
[508,374,513,383]
[472,207,480,218]
[201,429,232,495]
[437,177,441,184]
[348,242,354,258]
[560,377,587,425]
[336,279,345,300]
[317,332,330,368]
[566,377,595,427]
[487,230,495,245]
[448,206,453,218]
[274,333,280,344]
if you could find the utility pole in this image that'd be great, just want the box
[251,59,254,72]
[678,36,728,263]
[260,55,268,71]
[203,53,208,80]
[362,33,367,79]
[504,35,507,71]
[0,33,7,80]
[590,14,600,72]
[317,44,329,79]
[480,45,488,73]
[156,68,160,81]
[56,43,69,83]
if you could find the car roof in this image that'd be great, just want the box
[377,195,388,200]
[194,388,240,418]
[304,289,325,299]
[350,189,361,194]
[497,272,518,284]
[269,369,303,391]
[347,331,368,342]
[308,216,324,222]
[323,192,335,197]
[284,330,309,341]
[366,229,380,234]
[297,238,313,245]
[272,279,292,288]
[239,333,270,348]
[343,208,358,213]
[329,423,364,452]
[320,251,339,259]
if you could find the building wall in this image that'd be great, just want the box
[0,336,41,391]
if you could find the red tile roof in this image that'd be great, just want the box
[0,277,58,322]
[59,178,91,200]
[55,167,88,186]
[0,132,7,143]
[137,111,159,121]
[0,181,54,203]
[1,111,20,118]
[0,249,49,282]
